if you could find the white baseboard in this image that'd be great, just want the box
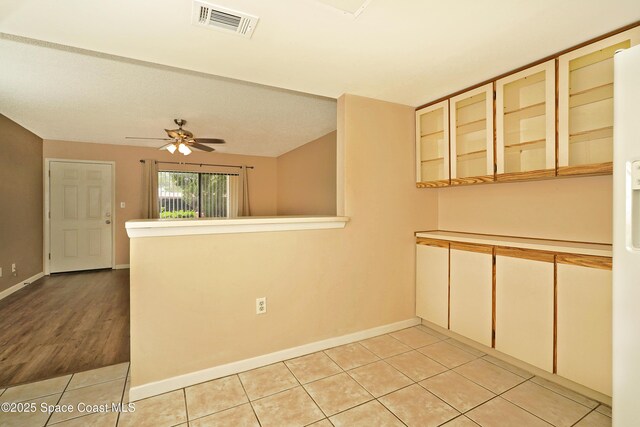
[0,272,45,301]
[114,264,130,270]
[129,317,420,402]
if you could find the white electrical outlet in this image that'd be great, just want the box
[11,263,16,276]
[256,297,267,314]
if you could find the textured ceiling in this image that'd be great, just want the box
[0,35,336,157]
[1,0,638,107]
[0,1,638,156]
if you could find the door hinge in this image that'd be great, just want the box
[493,91,496,100]
[48,211,51,219]
[48,253,51,260]
[492,254,496,265]
[492,330,496,340]
[48,170,51,177]
[494,164,497,174]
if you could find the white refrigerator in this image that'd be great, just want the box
[613,43,640,426]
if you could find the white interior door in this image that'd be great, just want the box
[50,161,113,273]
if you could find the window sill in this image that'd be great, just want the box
[125,215,350,238]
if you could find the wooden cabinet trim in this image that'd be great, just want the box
[495,246,556,263]
[416,238,450,249]
[450,175,494,186]
[556,254,612,270]
[450,241,494,254]
[416,179,450,188]
[553,261,558,374]
[557,162,613,177]
[496,169,556,182]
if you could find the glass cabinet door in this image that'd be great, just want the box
[558,27,640,175]
[496,60,555,180]
[450,83,494,184]
[416,100,449,186]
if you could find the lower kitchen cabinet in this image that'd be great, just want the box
[415,231,613,398]
[415,240,449,328]
[495,249,554,372]
[557,257,612,396]
[449,243,493,347]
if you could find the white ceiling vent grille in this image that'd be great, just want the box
[192,1,259,38]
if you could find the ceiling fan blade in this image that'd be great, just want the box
[194,138,226,144]
[191,143,215,152]
[125,137,173,140]
[165,129,181,139]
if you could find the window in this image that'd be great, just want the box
[158,171,237,218]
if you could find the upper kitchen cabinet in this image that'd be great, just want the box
[450,84,494,185]
[496,60,556,181]
[558,27,640,176]
[416,101,450,187]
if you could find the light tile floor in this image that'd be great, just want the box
[0,325,612,427]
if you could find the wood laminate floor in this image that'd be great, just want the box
[0,269,129,388]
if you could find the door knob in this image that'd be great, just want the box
[105,220,111,224]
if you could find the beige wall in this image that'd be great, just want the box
[276,131,336,215]
[437,175,612,244]
[129,94,438,386]
[0,115,43,293]
[43,140,278,265]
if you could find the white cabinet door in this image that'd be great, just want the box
[558,26,640,174]
[416,242,449,328]
[496,60,556,178]
[557,258,612,396]
[450,83,494,184]
[450,244,493,346]
[416,101,450,186]
[495,250,554,372]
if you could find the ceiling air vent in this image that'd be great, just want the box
[192,1,259,38]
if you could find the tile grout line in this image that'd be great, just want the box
[322,345,381,371]
[115,363,131,426]
[495,379,587,427]
[44,371,73,426]
[181,388,189,424]
[463,394,555,426]
[281,360,328,423]
[569,407,599,427]
[236,373,263,427]
[374,396,410,427]
[529,377,602,408]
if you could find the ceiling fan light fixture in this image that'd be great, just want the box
[178,143,192,155]
[166,143,177,154]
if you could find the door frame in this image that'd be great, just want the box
[44,158,116,275]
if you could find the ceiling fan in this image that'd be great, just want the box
[125,119,225,155]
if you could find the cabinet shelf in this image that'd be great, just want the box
[504,101,545,116]
[421,129,445,138]
[569,126,613,143]
[457,149,487,159]
[570,83,613,109]
[456,119,486,136]
[505,138,546,149]
[421,157,445,163]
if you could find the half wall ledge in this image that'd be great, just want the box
[125,215,350,238]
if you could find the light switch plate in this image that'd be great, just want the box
[120,202,126,208]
